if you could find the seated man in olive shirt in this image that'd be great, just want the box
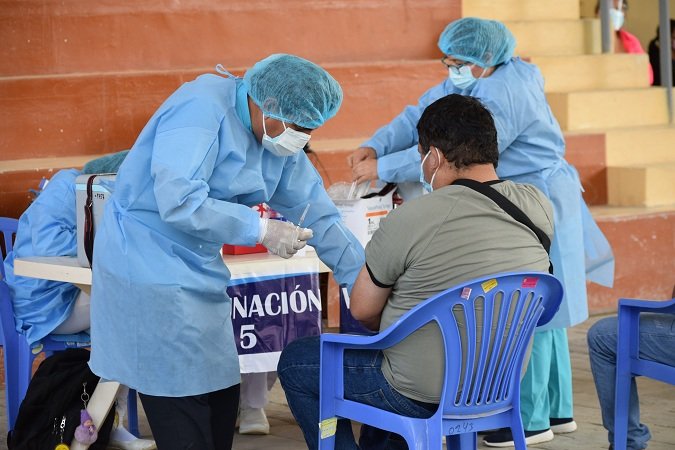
[278,94,554,450]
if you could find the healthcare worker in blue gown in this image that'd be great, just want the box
[349,18,615,447]
[89,54,365,450]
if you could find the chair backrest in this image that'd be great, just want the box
[380,271,563,419]
[0,217,19,279]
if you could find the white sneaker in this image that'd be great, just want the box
[550,418,577,434]
[238,407,270,435]
[108,437,157,450]
[108,425,157,450]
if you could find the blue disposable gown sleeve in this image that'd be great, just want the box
[150,121,260,246]
[361,82,451,158]
[376,146,422,183]
[267,153,365,291]
[4,169,81,344]
[475,86,521,154]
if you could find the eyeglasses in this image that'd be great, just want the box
[440,56,468,74]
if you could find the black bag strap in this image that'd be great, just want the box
[84,175,97,268]
[452,178,554,274]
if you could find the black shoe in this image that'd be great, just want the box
[478,427,505,436]
[550,417,577,434]
[483,428,554,447]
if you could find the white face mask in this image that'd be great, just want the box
[419,147,441,193]
[609,8,625,31]
[261,114,311,157]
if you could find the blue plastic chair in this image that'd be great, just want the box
[0,217,19,279]
[0,217,139,435]
[613,297,675,450]
[318,271,563,450]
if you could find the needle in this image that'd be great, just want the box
[297,203,310,230]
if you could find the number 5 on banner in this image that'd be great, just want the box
[240,324,257,349]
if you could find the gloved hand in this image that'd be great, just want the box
[258,218,313,259]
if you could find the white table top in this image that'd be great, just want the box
[13,248,330,285]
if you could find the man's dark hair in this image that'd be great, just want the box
[416,94,499,169]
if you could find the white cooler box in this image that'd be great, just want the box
[75,174,116,267]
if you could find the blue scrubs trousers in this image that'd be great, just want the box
[520,328,574,430]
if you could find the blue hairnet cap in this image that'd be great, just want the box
[244,54,343,129]
[438,17,516,68]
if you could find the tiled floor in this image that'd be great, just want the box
[2,314,674,449]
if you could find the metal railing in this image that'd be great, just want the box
[600,0,673,123]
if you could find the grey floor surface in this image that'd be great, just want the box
[1,314,674,449]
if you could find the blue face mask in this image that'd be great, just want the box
[449,65,477,90]
[419,147,440,194]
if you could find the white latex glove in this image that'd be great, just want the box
[258,218,313,259]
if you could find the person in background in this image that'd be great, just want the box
[347,17,615,447]
[596,0,654,84]
[238,372,276,435]
[647,20,675,86]
[89,54,365,450]
[587,285,675,450]
[3,151,157,450]
[279,93,555,450]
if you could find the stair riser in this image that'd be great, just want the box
[531,54,650,92]
[1,1,459,76]
[0,64,446,160]
[462,0,580,21]
[607,167,675,207]
[588,211,675,313]
[606,128,675,166]
[547,89,670,131]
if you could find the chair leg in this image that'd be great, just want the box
[446,432,477,450]
[613,369,632,450]
[511,427,527,450]
[127,389,139,437]
[511,414,528,450]
[317,432,336,450]
[4,350,21,431]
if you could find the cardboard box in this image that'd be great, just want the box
[333,188,394,248]
[75,174,116,267]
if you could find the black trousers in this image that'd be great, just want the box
[139,384,240,450]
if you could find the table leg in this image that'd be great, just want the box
[71,381,121,450]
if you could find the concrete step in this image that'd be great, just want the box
[603,125,675,166]
[589,205,675,312]
[462,0,580,21]
[0,62,447,161]
[5,58,658,162]
[546,88,670,131]
[607,163,675,207]
[1,1,457,77]
[0,130,609,219]
[531,54,651,92]
[506,19,600,57]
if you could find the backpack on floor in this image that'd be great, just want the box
[7,348,115,450]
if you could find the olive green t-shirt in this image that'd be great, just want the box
[365,180,554,403]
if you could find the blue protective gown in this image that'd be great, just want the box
[362,57,614,330]
[3,169,82,346]
[89,74,365,397]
